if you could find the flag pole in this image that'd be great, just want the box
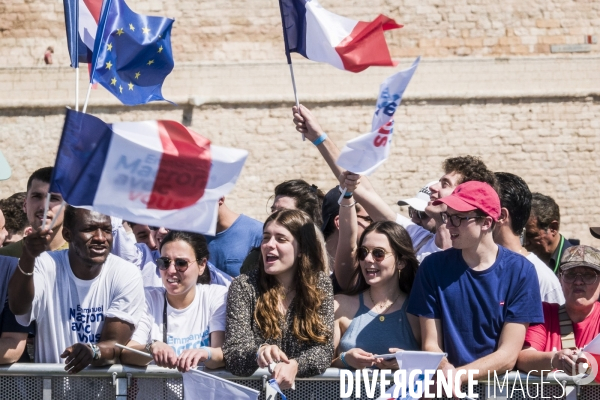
[41,193,51,230]
[82,83,93,113]
[47,201,66,231]
[75,67,80,111]
[277,0,304,141]
[288,62,304,141]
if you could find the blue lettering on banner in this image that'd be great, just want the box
[374,88,400,118]
[114,155,156,195]
[166,327,210,356]
[69,305,104,344]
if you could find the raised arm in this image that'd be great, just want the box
[334,172,359,290]
[8,227,51,316]
[292,105,396,222]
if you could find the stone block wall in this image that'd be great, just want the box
[1,96,599,245]
[0,0,598,67]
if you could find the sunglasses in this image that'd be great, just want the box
[156,257,198,272]
[561,271,598,285]
[357,247,394,262]
[408,207,428,220]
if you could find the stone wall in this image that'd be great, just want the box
[0,0,599,244]
[1,95,598,244]
[0,0,598,67]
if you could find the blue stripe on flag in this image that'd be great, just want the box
[50,109,113,206]
[279,0,307,58]
[62,0,79,68]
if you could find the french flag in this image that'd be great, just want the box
[279,0,402,72]
[63,0,102,67]
[583,334,600,383]
[50,109,248,235]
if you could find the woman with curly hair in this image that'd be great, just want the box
[223,209,334,390]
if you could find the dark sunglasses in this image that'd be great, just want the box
[156,257,197,272]
[408,207,428,220]
[357,247,394,262]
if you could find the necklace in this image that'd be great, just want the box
[369,288,401,322]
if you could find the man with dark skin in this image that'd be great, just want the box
[9,206,145,373]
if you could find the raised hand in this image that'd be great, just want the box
[292,105,324,142]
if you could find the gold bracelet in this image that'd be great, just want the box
[17,263,33,276]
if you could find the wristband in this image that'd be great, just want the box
[17,263,33,276]
[312,133,327,146]
[343,192,353,199]
[340,352,352,369]
[200,346,212,361]
[88,343,101,360]
[256,343,268,361]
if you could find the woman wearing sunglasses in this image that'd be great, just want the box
[332,172,420,370]
[121,231,227,372]
[223,209,334,390]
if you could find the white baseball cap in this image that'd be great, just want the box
[397,180,437,211]
[0,150,11,180]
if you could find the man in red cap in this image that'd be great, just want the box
[407,181,544,397]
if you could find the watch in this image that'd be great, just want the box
[145,339,158,353]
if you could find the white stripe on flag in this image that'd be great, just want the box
[94,121,163,210]
[304,0,357,70]
[78,0,97,50]
[182,369,259,400]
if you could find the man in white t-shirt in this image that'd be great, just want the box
[493,172,564,304]
[8,206,145,373]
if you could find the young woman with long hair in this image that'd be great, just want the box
[332,172,421,370]
[223,209,334,389]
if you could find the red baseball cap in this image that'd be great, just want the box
[432,181,501,221]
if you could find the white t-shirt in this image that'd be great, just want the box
[527,253,565,305]
[395,214,441,262]
[131,284,228,356]
[16,250,145,363]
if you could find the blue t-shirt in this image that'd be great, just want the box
[0,256,17,315]
[205,214,263,277]
[407,246,544,367]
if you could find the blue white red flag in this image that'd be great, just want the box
[278,0,402,72]
[336,57,420,175]
[63,0,103,67]
[182,369,259,400]
[90,0,174,105]
[50,109,248,236]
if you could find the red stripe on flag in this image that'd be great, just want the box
[148,121,212,210]
[335,15,402,73]
[589,353,600,383]
[82,0,102,24]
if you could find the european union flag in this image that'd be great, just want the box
[90,0,174,106]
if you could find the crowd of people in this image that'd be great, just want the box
[0,105,598,395]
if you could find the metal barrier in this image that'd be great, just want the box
[0,364,596,399]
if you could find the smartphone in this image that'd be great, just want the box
[373,353,396,361]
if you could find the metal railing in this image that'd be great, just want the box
[0,364,596,399]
